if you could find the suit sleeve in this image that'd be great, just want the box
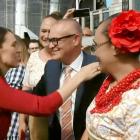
[0,77,63,116]
[32,73,47,96]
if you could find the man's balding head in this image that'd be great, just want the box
[50,19,82,37]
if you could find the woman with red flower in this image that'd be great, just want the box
[81,10,140,140]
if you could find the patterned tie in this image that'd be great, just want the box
[63,66,73,83]
[61,66,73,140]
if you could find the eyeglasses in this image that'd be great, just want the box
[91,40,110,52]
[47,34,75,46]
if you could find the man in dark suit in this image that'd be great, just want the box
[33,19,105,140]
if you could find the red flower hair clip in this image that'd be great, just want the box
[109,10,140,53]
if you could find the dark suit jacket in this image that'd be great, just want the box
[33,52,105,140]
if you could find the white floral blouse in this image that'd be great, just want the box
[86,87,140,140]
[23,51,46,88]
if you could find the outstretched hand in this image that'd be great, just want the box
[63,8,75,19]
[78,62,101,82]
[58,62,101,101]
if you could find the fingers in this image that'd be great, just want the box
[63,8,75,19]
[92,65,101,76]
[67,8,75,14]
[89,68,101,80]
[81,62,102,81]
[91,62,101,72]
[93,70,101,76]
[96,66,101,72]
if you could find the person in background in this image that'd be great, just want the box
[19,13,62,140]
[28,39,40,54]
[6,35,29,140]
[81,10,140,140]
[81,27,94,54]
[22,32,31,54]
[33,18,105,140]
[50,11,63,19]
[82,27,93,36]
[0,26,101,140]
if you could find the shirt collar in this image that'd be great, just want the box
[62,52,83,72]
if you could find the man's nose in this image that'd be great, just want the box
[48,42,55,49]
[45,31,50,39]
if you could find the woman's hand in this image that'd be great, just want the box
[58,62,101,102]
[78,62,101,82]
[63,8,75,19]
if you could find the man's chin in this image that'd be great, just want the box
[51,55,60,60]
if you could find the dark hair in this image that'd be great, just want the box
[24,32,30,40]
[0,27,12,48]
[29,39,41,49]
[50,11,63,20]
[44,11,63,20]
[30,39,39,43]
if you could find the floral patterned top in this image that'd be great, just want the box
[86,87,140,140]
[23,51,46,88]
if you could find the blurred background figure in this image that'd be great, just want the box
[50,11,63,19]
[16,35,29,66]
[28,39,40,54]
[6,35,29,140]
[23,32,31,51]
[82,27,94,54]
[82,27,93,36]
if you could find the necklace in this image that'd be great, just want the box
[90,69,140,114]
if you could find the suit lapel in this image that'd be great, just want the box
[47,60,62,94]
[74,52,97,111]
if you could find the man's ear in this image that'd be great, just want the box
[73,34,81,46]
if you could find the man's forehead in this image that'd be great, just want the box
[50,25,67,36]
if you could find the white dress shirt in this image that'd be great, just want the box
[59,52,83,129]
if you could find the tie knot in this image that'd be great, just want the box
[64,66,72,75]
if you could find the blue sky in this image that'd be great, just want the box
[106,0,113,7]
